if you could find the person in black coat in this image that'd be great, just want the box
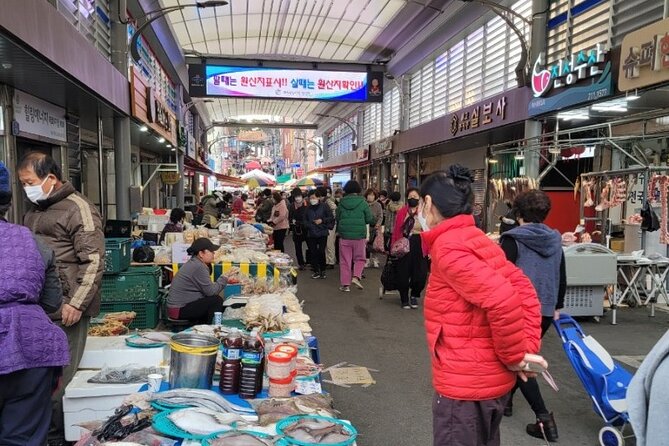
[288,189,308,270]
[303,189,334,279]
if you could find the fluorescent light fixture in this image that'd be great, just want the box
[557,111,589,121]
[626,90,641,101]
[166,144,172,148]
[548,145,561,154]
[158,137,166,143]
[139,125,148,132]
[514,151,525,161]
[488,158,498,164]
[591,104,628,112]
[170,148,176,152]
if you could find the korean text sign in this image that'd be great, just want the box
[190,64,383,102]
[13,90,66,143]
[619,17,669,91]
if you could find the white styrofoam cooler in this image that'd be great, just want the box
[79,336,169,369]
[63,370,144,441]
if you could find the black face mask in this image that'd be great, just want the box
[407,198,419,208]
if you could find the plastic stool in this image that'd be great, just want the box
[166,317,190,333]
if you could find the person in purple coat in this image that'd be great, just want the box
[0,161,69,445]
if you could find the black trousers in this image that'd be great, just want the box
[0,367,56,446]
[293,232,306,266]
[396,234,429,305]
[509,316,554,416]
[307,236,328,274]
[179,295,224,325]
[273,229,287,252]
[433,393,508,446]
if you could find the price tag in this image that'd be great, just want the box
[295,379,322,395]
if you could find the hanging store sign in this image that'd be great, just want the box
[189,64,384,103]
[130,68,177,146]
[619,17,669,91]
[12,90,66,142]
[450,96,508,137]
[371,137,393,158]
[528,44,613,116]
[187,134,196,159]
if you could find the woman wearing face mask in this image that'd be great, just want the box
[365,189,384,268]
[289,190,308,269]
[303,190,334,279]
[390,188,429,309]
[167,238,228,324]
[268,191,289,252]
[419,165,542,446]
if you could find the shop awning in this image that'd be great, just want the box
[277,173,292,184]
[309,161,370,174]
[184,156,245,186]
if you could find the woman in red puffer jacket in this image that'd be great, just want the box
[418,165,542,446]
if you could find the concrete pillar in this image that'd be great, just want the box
[114,117,132,219]
[177,151,185,208]
[0,85,19,223]
[524,0,549,180]
[111,0,132,219]
[398,154,407,199]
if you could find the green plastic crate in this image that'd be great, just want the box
[99,297,160,330]
[104,238,132,274]
[101,266,161,302]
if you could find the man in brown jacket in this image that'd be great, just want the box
[18,152,104,444]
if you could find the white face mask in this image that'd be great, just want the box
[24,176,53,204]
[309,199,319,206]
[417,205,430,231]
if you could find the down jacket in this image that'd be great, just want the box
[335,194,374,240]
[421,214,542,401]
[24,181,105,319]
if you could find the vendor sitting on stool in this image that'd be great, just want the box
[167,238,227,324]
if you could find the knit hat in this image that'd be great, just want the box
[0,161,11,205]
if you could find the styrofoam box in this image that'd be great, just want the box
[79,336,168,369]
[64,370,144,441]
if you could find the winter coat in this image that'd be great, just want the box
[269,199,289,230]
[384,200,403,234]
[391,205,429,255]
[232,197,244,213]
[201,195,221,225]
[0,220,69,375]
[368,200,383,227]
[335,195,375,240]
[24,181,105,319]
[256,197,274,223]
[500,223,563,317]
[421,214,542,401]
[304,202,334,239]
[628,329,669,446]
[289,201,308,236]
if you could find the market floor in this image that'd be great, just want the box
[289,242,669,446]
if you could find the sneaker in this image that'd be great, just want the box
[365,259,371,267]
[526,412,558,442]
[402,304,411,310]
[319,273,327,279]
[410,297,419,309]
[372,259,380,268]
[339,285,351,292]
[299,265,306,271]
[351,277,364,289]
[311,272,321,279]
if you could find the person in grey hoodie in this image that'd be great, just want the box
[499,189,566,443]
[628,329,669,446]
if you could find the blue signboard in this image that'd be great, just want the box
[528,44,613,117]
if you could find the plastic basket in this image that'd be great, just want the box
[99,297,159,329]
[101,266,161,302]
[276,415,357,446]
[104,238,132,274]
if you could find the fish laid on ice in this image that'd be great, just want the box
[167,408,237,436]
[150,389,255,415]
[208,431,275,446]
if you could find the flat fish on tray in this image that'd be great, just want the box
[167,408,244,436]
[208,431,275,446]
[283,418,353,444]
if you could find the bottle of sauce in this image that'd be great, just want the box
[239,330,264,399]
[219,329,243,395]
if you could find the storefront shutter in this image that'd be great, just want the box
[56,0,112,62]
[610,0,664,47]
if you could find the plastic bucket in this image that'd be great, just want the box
[169,333,220,389]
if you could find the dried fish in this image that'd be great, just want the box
[208,431,275,446]
[149,389,255,415]
[282,418,353,444]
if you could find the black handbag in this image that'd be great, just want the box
[381,258,398,291]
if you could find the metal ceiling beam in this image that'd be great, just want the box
[210,122,319,130]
